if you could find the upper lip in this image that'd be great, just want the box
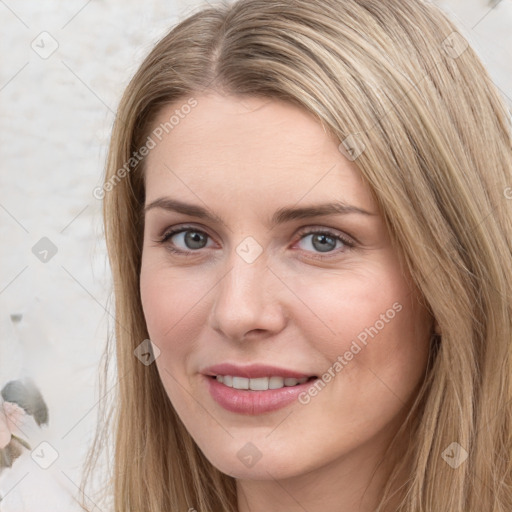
[202,363,316,379]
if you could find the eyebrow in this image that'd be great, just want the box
[143,197,376,227]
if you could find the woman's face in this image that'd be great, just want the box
[140,93,432,481]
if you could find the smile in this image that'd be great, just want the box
[205,375,319,415]
[214,375,313,390]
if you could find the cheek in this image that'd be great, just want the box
[139,264,208,414]
[278,271,430,460]
[139,261,221,418]
[140,268,170,342]
[289,265,431,393]
[287,263,421,342]
[139,261,209,344]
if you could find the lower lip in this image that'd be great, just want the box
[204,375,318,415]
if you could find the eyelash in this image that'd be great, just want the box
[155,224,356,260]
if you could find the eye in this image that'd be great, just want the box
[157,225,215,255]
[294,227,355,259]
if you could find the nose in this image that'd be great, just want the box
[208,246,288,342]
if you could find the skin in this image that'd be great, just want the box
[139,93,433,512]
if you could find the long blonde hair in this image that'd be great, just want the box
[81,0,512,510]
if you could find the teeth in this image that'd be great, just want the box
[249,377,269,391]
[232,376,249,390]
[215,375,309,390]
[269,376,285,389]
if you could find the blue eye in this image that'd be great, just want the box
[295,229,353,256]
[159,226,212,254]
[156,225,355,259]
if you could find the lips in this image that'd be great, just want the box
[204,376,318,415]
[202,363,316,380]
[201,363,319,414]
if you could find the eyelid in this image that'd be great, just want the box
[294,225,356,247]
[158,224,215,248]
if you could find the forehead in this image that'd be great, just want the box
[144,93,373,212]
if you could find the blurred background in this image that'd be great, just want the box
[0,0,510,509]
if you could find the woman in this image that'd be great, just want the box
[82,0,512,510]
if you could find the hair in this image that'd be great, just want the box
[80,0,512,510]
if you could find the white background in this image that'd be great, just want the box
[0,0,511,509]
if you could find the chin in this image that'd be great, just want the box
[199,441,311,481]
